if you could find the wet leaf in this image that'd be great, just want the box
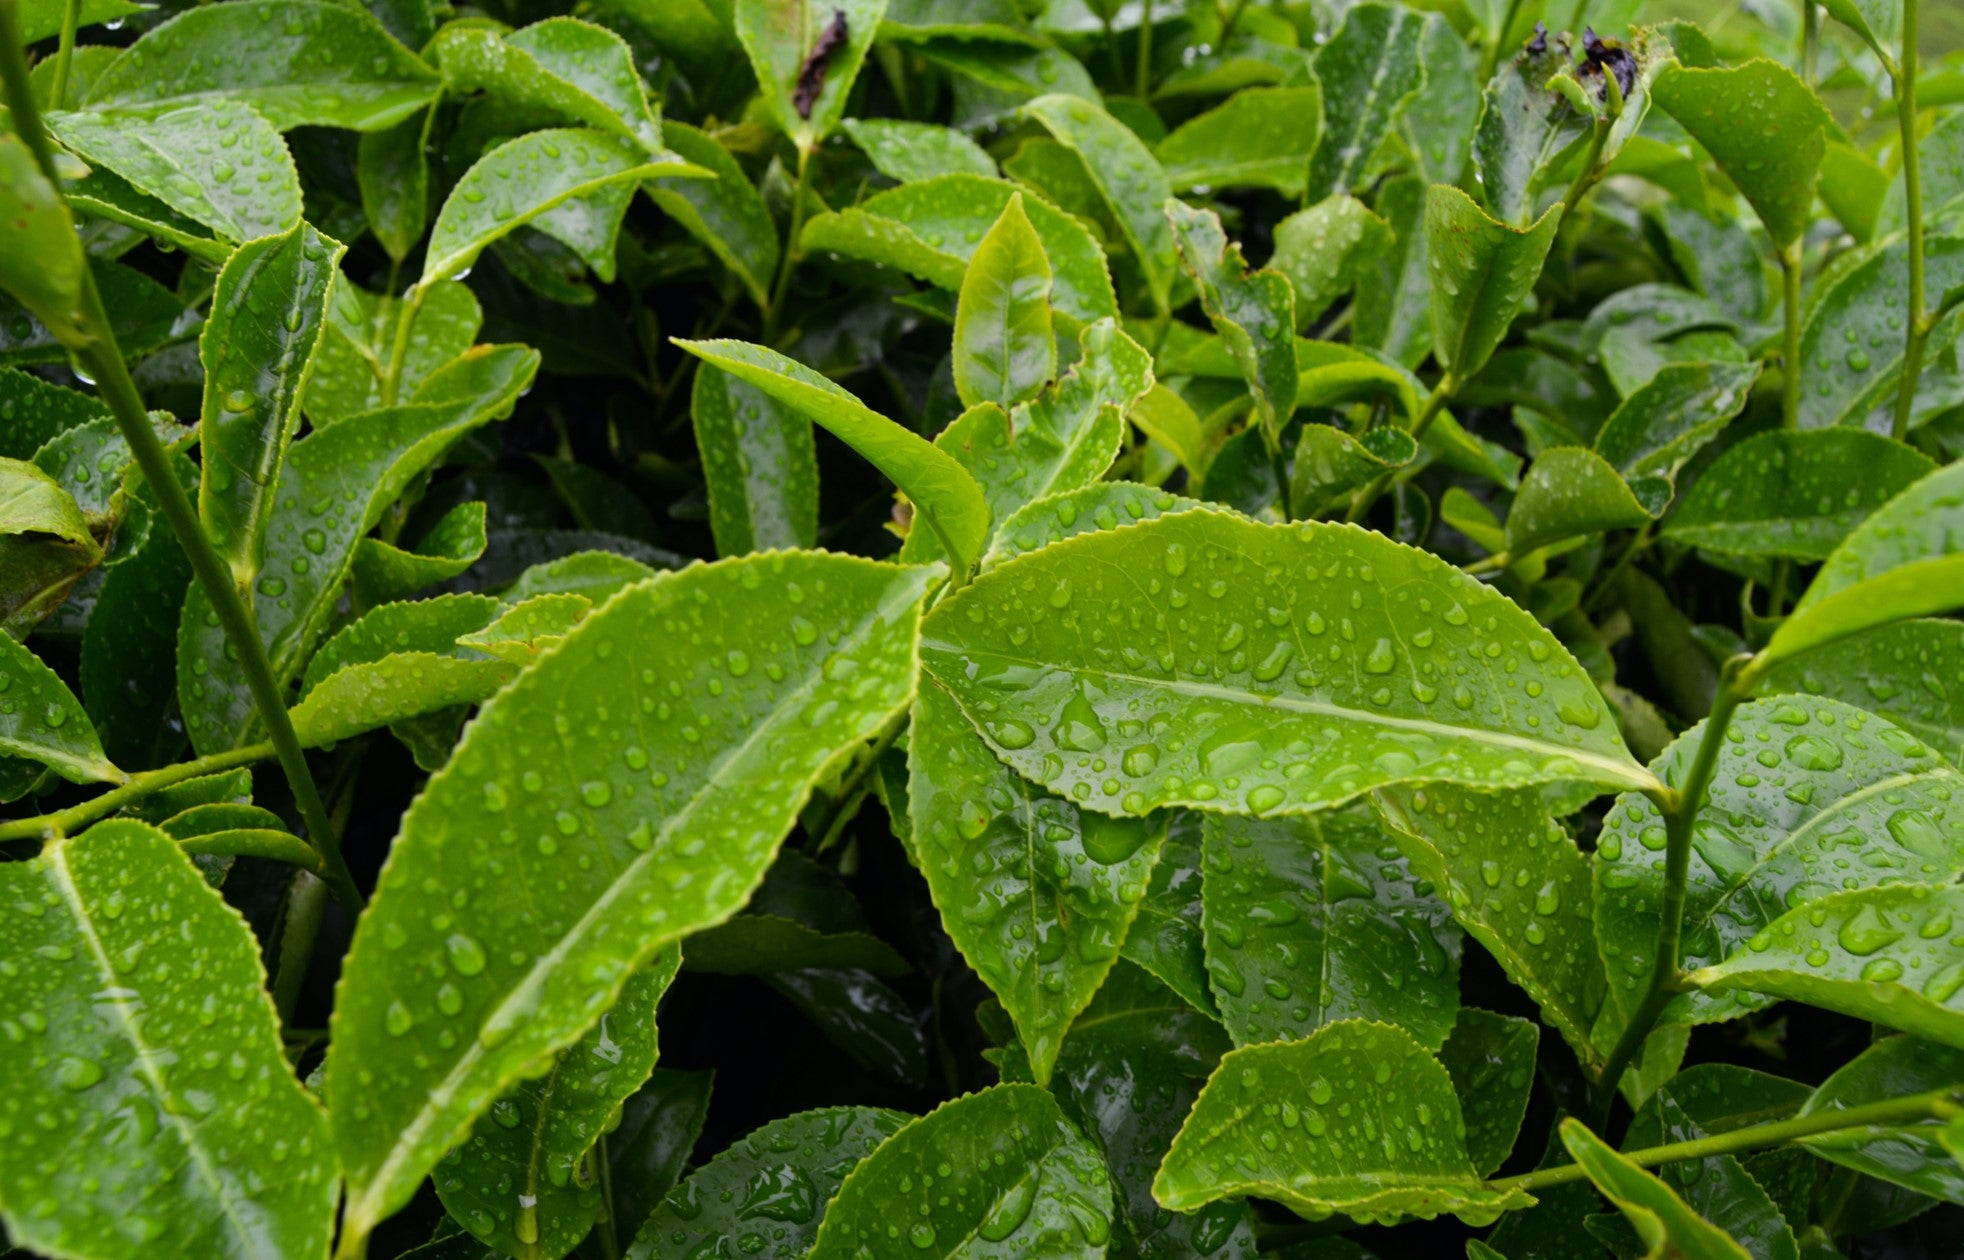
[1439,1009,1539,1177]
[1168,199,1296,441]
[1156,1020,1535,1225]
[683,914,908,976]
[358,108,431,264]
[0,136,87,347]
[1475,33,1592,227]
[287,594,515,747]
[1753,620,1964,763]
[0,622,119,785]
[844,117,996,182]
[952,193,1055,412]
[431,18,665,154]
[1593,360,1760,481]
[691,364,819,557]
[324,553,935,1238]
[1665,430,1936,561]
[0,820,337,1259]
[1023,93,1177,315]
[16,0,142,43]
[1269,194,1395,329]
[1624,1082,1802,1260]
[1427,184,1563,380]
[1795,235,1964,431]
[606,1067,715,1239]
[1507,447,1665,556]
[1795,1035,1964,1205]
[352,500,491,605]
[1155,86,1324,198]
[984,482,1216,569]
[735,0,887,152]
[1305,2,1428,200]
[1558,1119,1752,1259]
[1650,60,1831,250]
[1289,424,1416,520]
[306,278,482,425]
[1119,811,1217,1017]
[647,122,780,311]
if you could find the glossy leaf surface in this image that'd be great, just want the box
[430,18,663,154]
[1796,236,1964,431]
[1754,620,1964,762]
[734,0,887,152]
[1558,1120,1752,1259]
[1270,195,1395,329]
[1594,360,1759,481]
[1168,200,1296,438]
[691,364,820,556]
[1439,1009,1538,1178]
[1795,1035,1964,1205]
[0,627,120,785]
[1650,60,1830,249]
[1507,447,1665,555]
[1305,2,1428,200]
[1023,93,1177,314]
[1427,185,1563,379]
[845,118,997,182]
[1156,86,1324,198]
[952,194,1055,412]
[0,137,87,345]
[647,122,779,311]
[1666,430,1937,561]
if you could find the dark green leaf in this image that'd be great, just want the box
[0,623,119,785]
[1269,195,1395,329]
[1594,360,1760,481]
[1559,1119,1752,1260]
[358,108,431,264]
[1119,811,1218,1017]
[647,122,780,311]
[1650,60,1831,250]
[1795,235,1964,431]
[605,1067,714,1240]
[1665,430,1936,561]
[1753,620,1964,763]
[683,915,908,976]
[1440,1009,1539,1177]
[352,501,491,605]
[1796,1036,1964,1205]
[691,364,819,557]
[431,18,664,154]
[1305,2,1428,200]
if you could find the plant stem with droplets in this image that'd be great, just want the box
[1590,655,1749,1128]
[1891,0,1927,443]
[0,743,278,843]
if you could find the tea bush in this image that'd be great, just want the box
[2,0,1963,1256]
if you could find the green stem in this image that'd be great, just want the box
[1478,0,1525,83]
[1217,0,1252,43]
[1801,0,1820,84]
[0,10,361,910]
[594,1132,623,1260]
[1890,0,1927,443]
[1590,656,1750,1127]
[1135,0,1154,101]
[378,282,428,408]
[1499,1087,1963,1193]
[48,0,78,107]
[764,146,814,344]
[272,871,327,1022]
[1780,242,1804,429]
[0,743,275,842]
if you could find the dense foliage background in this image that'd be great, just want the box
[2,0,1964,1257]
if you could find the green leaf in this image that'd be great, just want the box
[1796,1036,1964,1205]
[1023,93,1177,315]
[1664,430,1937,561]
[1,455,103,636]
[1305,2,1428,200]
[81,459,195,770]
[1155,1020,1535,1225]
[197,223,343,588]
[1374,784,1605,1068]
[455,593,593,665]
[909,681,1164,1084]
[1440,1009,1538,1179]
[16,0,143,44]
[1201,807,1461,1050]
[0,820,337,1259]
[1167,199,1296,440]
[672,338,989,574]
[919,511,1655,819]
[434,949,680,1258]
[1427,184,1563,380]
[1795,235,1964,431]
[423,128,703,285]
[358,109,431,264]
[1475,37,1592,227]
[844,117,996,181]
[430,18,664,154]
[0,626,119,785]
[606,1067,714,1240]
[288,596,516,748]
[1119,812,1218,1018]
[1620,1079,1802,1260]
[1507,447,1665,556]
[809,1083,1113,1256]
[1687,882,1964,1048]
[1753,620,1964,763]
[178,348,540,753]
[1404,11,1479,188]
[1289,424,1416,520]
[952,193,1056,412]
[84,0,442,131]
[306,278,482,425]
[1558,1120,1753,1260]
[626,1107,908,1259]
[0,369,103,462]
[1593,360,1760,481]
[1817,0,1898,60]
[682,915,908,976]
[49,102,302,245]
[1269,194,1395,329]
[1650,59,1831,250]
[1355,175,1433,367]
[1155,86,1325,198]
[800,174,1115,326]
[646,121,780,311]
[0,135,88,347]
[735,0,887,152]
[691,364,819,557]
[324,552,935,1237]
[352,501,490,605]
[1595,696,1964,1037]
[985,482,1215,569]
[1759,462,1964,673]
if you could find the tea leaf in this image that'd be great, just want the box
[352,500,490,605]
[1593,360,1760,481]
[0,625,119,785]
[1167,199,1296,440]
[1427,184,1563,379]
[1507,447,1665,556]
[1558,1119,1752,1259]
[288,595,515,747]
[1289,425,1416,520]
[682,916,907,976]
[1753,620,1964,763]
[1269,194,1395,329]
[0,820,336,1259]
[607,1068,715,1240]
[324,553,934,1236]
[647,122,780,311]
[1439,1009,1539,1178]
[358,109,431,264]
[735,0,887,152]
[1474,36,1591,227]
[1119,812,1217,1017]
[1156,1021,1534,1225]
[1,455,103,637]
[430,17,664,154]
[952,193,1055,412]
[691,364,819,556]
[1650,59,1830,250]
[0,136,87,345]
[1305,2,1428,200]
[16,0,142,44]
[1796,1035,1964,1204]
[306,278,482,425]
[1023,93,1177,315]
[843,117,996,182]
[984,481,1215,569]
[1155,86,1325,198]
[1795,235,1964,431]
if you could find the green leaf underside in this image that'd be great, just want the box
[0,820,336,1259]
[1154,1021,1533,1225]
[808,1083,1115,1257]
[919,510,1654,824]
[324,552,934,1234]
[1201,808,1462,1050]
[1795,1035,1964,1205]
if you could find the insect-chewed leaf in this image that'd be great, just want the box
[435,948,680,1257]
[920,511,1655,819]
[1665,429,1936,561]
[1687,883,1964,1048]
[1507,446,1666,556]
[626,1106,909,1259]
[1305,2,1427,200]
[1795,1035,1964,1204]
[692,363,819,557]
[1155,86,1325,198]
[1596,696,1964,1040]
[1023,93,1177,315]
[0,820,337,1259]
[1757,461,1964,673]
[1474,34,1592,226]
[324,552,936,1238]
[353,500,491,605]
[1754,620,1964,764]
[178,347,539,754]
[1269,195,1395,329]
[1201,808,1461,1050]
[1426,184,1563,380]
[1155,1020,1534,1225]
[1650,59,1831,250]
[800,174,1115,325]
[0,626,119,786]
[1167,199,1296,438]
[673,338,989,574]
[1797,236,1964,430]
[83,0,442,130]
[734,0,887,151]
[198,223,344,586]
[1375,784,1603,1068]
[844,117,997,182]
[952,193,1056,412]
[910,681,1165,1084]
[430,17,664,154]
[809,1083,1113,1257]
[1558,1120,1753,1259]
[0,137,87,347]
[1594,360,1760,481]
[647,122,780,310]
[985,482,1215,569]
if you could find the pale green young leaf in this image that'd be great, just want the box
[454,594,593,665]
[1796,1036,1964,1205]
[952,193,1056,411]
[1305,2,1428,200]
[1167,199,1296,439]
[1506,447,1664,556]
[1127,384,1217,478]
[1156,1021,1534,1225]
[430,17,664,153]
[910,682,1164,1084]
[1594,360,1760,481]
[306,278,482,425]
[1558,1120,1753,1260]
[647,122,780,311]
[0,629,119,785]
[919,511,1656,819]
[83,0,442,131]
[324,553,935,1237]
[358,108,431,265]
[1440,1010,1539,1178]
[1650,59,1831,250]
[626,1107,908,1260]
[673,338,990,574]
[809,1084,1112,1257]
[0,820,337,1260]
[352,501,490,606]
[0,136,88,347]
[198,223,344,587]
[1754,620,1964,763]
[691,364,819,557]
[1427,184,1563,379]
[1269,194,1395,329]
[1796,235,1964,431]
[1,455,103,636]
[844,117,996,181]
[1664,430,1936,561]
[1155,86,1324,198]
[1201,807,1461,1050]
[1023,93,1177,315]
[1289,425,1415,520]
[1816,0,1898,63]
[734,0,888,152]
[984,481,1215,568]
